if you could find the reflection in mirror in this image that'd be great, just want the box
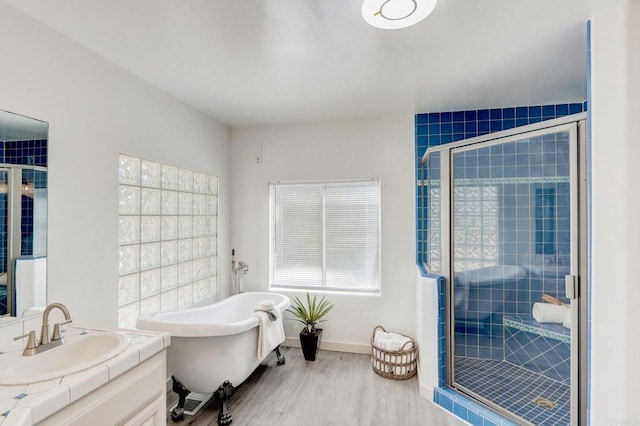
[0,110,48,319]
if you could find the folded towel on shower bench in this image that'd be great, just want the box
[532,302,569,326]
[252,300,285,360]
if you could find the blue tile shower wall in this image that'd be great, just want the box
[416,103,584,262]
[418,106,580,326]
[415,103,585,425]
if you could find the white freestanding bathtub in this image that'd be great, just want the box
[454,265,526,323]
[136,291,290,423]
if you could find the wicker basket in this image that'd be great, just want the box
[370,325,418,380]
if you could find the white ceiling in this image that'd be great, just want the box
[0,109,49,141]
[5,0,589,127]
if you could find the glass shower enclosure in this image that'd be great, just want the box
[423,115,587,426]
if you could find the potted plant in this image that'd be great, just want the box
[287,292,334,361]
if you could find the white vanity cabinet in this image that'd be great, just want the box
[39,350,166,425]
[0,323,169,425]
[121,394,166,426]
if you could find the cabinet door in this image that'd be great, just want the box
[123,395,165,426]
[40,351,166,425]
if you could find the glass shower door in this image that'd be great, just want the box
[0,170,8,316]
[448,123,580,426]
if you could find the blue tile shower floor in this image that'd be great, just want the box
[455,357,570,425]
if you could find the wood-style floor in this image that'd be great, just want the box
[166,347,467,426]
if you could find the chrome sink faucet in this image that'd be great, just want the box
[13,330,39,356]
[40,303,73,345]
[14,303,73,356]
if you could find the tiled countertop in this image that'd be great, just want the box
[0,324,170,425]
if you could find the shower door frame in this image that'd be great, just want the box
[422,113,588,426]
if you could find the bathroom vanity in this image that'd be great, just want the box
[0,319,169,425]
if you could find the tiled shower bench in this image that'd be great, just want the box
[503,316,570,384]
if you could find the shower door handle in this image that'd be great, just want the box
[565,275,578,299]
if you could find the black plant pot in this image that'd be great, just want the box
[299,328,322,361]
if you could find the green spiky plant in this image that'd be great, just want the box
[287,292,335,334]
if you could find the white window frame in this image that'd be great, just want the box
[269,179,381,294]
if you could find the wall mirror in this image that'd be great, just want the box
[0,109,48,319]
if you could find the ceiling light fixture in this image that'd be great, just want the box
[362,0,437,30]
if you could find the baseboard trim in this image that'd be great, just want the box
[419,383,434,401]
[284,337,370,354]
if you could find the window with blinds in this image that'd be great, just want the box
[269,180,381,293]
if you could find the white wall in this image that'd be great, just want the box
[0,2,231,326]
[416,273,440,400]
[589,0,640,423]
[230,116,416,350]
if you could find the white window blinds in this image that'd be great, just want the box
[270,180,381,292]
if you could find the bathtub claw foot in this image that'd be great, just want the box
[218,411,232,426]
[274,345,285,365]
[171,407,184,422]
[215,380,235,425]
[171,375,190,422]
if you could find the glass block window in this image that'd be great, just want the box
[269,180,380,293]
[428,186,500,273]
[118,154,218,328]
[452,185,499,272]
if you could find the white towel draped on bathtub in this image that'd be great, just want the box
[252,308,285,361]
[254,300,279,321]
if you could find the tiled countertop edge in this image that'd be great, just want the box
[0,324,170,425]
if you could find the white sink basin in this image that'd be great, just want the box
[0,331,129,385]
